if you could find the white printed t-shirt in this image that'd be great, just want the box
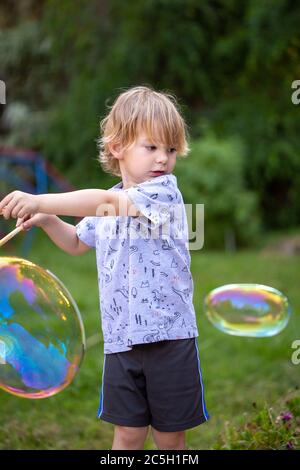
[75,173,199,354]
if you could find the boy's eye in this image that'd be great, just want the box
[146,146,177,153]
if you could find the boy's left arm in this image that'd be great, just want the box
[0,189,140,219]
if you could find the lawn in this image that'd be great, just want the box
[0,230,299,450]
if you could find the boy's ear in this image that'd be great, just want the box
[109,142,124,159]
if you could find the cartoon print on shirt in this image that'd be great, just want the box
[110,297,122,316]
[160,272,168,277]
[150,260,160,266]
[103,308,114,322]
[101,266,112,287]
[130,245,138,255]
[143,330,161,343]
[76,174,199,354]
[140,280,150,288]
[107,244,118,256]
[123,269,129,280]
[115,286,129,299]
[131,287,137,298]
[150,249,160,266]
[152,289,162,302]
[162,239,174,250]
[135,314,148,327]
[157,311,181,332]
[171,286,190,303]
[161,178,171,187]
[86,221,95,231]
[116,336,124,346]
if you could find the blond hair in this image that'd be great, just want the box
[97,85,190,177]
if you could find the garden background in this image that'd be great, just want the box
[0,0,299,449]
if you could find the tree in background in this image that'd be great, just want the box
[176,125,261,249]
[0,0,299,244]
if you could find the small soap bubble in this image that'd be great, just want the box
[204,284,291,337]
[0,257,85,398]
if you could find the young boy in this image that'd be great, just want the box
[0,85,209,450]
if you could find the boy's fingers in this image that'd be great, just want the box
[16,218,24,227]
[17,221,30,231]
[2,199,15,218]
[16,213,31,228]
[11,202,26,219]
[2,206,10,220]
[0,193,14,213]
[22,214,34,230]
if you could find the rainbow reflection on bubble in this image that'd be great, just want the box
[0,257,85,398]
[204,284,291,337]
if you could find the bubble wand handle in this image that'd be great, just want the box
[0,226,24,247]
[0,210,24,247]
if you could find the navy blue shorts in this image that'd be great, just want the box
[98,338,209,432]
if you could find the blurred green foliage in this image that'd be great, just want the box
[176,127,261,248]
[0,0,299,246]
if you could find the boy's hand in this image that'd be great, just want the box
[16,213,53,231]
[0,191,40,220]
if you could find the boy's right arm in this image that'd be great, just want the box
[17,214,91,256]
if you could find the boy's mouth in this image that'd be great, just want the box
[150,171,165,176]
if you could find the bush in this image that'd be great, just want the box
[175,129,262,249]
[213,391,300,450]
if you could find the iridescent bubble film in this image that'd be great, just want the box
[0,257,85,398]
[204,284,291,337]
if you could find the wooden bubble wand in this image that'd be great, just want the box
[0,210,24,247]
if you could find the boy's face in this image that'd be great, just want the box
[111,131,177,189]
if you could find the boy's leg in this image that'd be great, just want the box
[144,338,209,446]
[99,348,152,449]
[151,428,186,450]
[112,425,149,450]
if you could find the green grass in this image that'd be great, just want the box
[0,231,299,449]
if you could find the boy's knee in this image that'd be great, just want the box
[114,425,149,447]
[151,428,186,450]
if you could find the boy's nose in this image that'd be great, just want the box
[155,151,168,163]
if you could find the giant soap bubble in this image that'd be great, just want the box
[204,284,291,337]
[0,257,85,398]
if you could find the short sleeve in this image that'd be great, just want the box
[75,216,98,248]
[125,174,179,229]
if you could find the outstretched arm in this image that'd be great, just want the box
[16,214,92,256]
[0,189,140,219]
